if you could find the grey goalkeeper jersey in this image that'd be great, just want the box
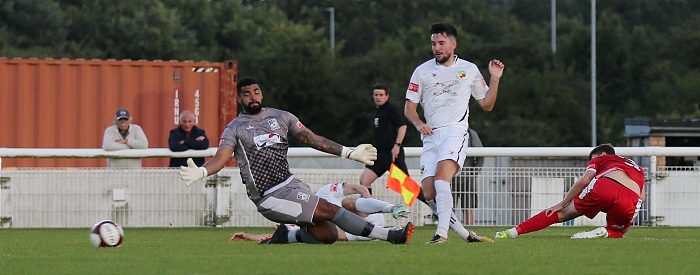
[219,108,305,202]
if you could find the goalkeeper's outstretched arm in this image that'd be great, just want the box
[292,128,377,166]
[179,147,233,186]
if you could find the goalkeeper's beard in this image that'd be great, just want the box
[242,102,262,114]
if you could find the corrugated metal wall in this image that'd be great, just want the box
[0,58,237,167]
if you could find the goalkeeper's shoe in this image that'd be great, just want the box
[387,222,414,244]
[427,234,449,244]
[390,205,410,219]
[571,227,608,239]
[258,223,290,244]
[495,230,514,239]
[466,230,493,243]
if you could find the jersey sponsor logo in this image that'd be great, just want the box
[420,165,425,175]
[457,70,467,79]
[428,80,458,96]
[295,121,304,129]
[374,118,379,127]
[218,138,225,146]
[297,192,310,202]
[268,118,280,130]
[246,125,254,130]
[408,82,419,92]
[330,183,339,192]
[254,133,284,149]
[481,79,487,87]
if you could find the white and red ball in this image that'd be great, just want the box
[89,220,124,248]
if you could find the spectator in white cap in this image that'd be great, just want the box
[102,108,149,168]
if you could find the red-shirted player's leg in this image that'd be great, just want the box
[515,202,582,235]
[514,211,560,235]
[604,195,642,238]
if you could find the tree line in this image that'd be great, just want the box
[2,0,699,147]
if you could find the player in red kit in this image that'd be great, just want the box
[495,144,645,239]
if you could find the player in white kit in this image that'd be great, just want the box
[404,22,504,243]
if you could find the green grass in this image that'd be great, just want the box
[1,226,699,274]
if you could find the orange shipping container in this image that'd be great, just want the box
[0,58,238,167]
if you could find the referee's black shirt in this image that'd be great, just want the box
[372,101,406,153]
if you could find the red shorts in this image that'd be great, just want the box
[574,177,642,234]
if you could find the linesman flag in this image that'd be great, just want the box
[386,164,421,206]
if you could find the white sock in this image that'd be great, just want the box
[346,233,373,241]
[355,198,391,214]
[287,227,300,243]
[428,198,470,240]
[449,212,472,241]
[434,180,453,238]
[507,228,519,238]
[426,199,438,213]
[367,225,389,240]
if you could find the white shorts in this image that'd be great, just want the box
[420,126,469,181]
[315,182,345,206]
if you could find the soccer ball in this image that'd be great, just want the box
[89,220,124,248]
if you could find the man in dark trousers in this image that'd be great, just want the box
[168,110,210,167]
[359,83,409,195]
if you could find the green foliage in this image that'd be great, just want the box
[2,0,699,147]
[0,227,699,274]
[0,0,66,47]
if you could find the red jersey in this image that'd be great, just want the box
[586,154,645,190]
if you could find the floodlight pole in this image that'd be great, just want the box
[324,7,335,52]
[551,0,556,53]
[591,0,597,146]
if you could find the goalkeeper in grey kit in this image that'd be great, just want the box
[179,76,414,245]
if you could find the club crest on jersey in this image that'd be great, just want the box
[254,133,284,149]
[296,121,304,129]
[420,165,425,175]
[297,192,310,202]
[330,183,340,192]
[457,70,467,79]
[268,118,280,130]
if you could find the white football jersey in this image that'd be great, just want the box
[405,56,488,129]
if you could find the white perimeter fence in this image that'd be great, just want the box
[1,147,699,228]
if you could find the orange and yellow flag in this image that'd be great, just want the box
[386,164,421,206]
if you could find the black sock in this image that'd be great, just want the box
[418,189,428,205]
[368,187,373,195]
[295,228,322,244]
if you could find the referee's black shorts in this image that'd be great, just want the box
[366,151,409,178]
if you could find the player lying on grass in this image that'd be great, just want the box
[496,144,646,239]
[232,182,409,242]
[180,76,413,245]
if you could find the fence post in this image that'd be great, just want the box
[214,175,232,227]
[649,156,657,227]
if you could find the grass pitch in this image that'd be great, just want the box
[1,226,698,274]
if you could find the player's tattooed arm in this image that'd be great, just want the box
[293,128,343,156]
